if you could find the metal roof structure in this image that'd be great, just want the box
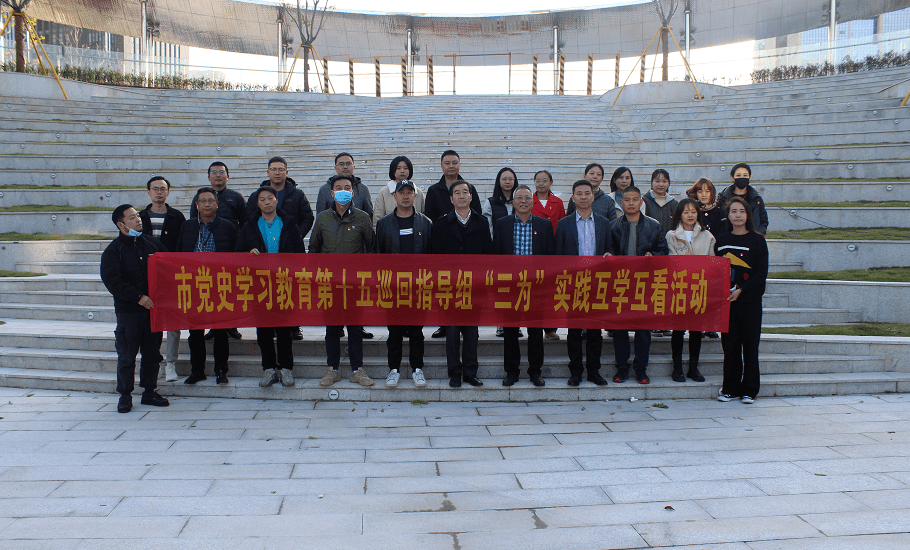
[21,0,910,64]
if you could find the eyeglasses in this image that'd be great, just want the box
[513,196,533,202]
[196,199,217,204]
[268,167,287,173]
[534,179,550,184]
[149,186,168,193]
[336,161,354,168]
[210,170,227,176]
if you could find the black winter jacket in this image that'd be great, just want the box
[139,204,185,252]
[717,184,769,234]
[607,215,670,256]
[235,210,306,254]
[424,175,482,224]
[430,209,493,255]
[376,211,433,254]
[100,233,166,313]
[245,178,315,238]
[190,187,247,228]
[175,216,239,253]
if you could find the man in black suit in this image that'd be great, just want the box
[554,180,612,387]
[493,185,554,387]
[431,180,493,388]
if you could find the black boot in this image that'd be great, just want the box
[687,362,705,382]
[671,356,685,382]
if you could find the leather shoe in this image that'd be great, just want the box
[502,372,519,386]
[140,391,169,407]
[587,372,609,386]
[530,375,545,387]
[463,375,483,387]
[291,327,304,341]
[117,394,132,413]
[227,328,242,340]
[184,373,206,385]
[360,327,374,339]
[432,327,446,338]
[567,374,581,386]
[216,374,229,385]
[449,377,462,388]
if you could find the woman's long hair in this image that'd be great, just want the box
[725,196,755,233]
[671,198,707,231]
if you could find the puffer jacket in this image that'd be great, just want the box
[607,215,669,256]
[666,223,716,256]
[245,178,314,238]
[100,233,166,313]
[716,184,769,234]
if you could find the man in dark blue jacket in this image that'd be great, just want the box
[190,162,247,229]
[493,185,554,387]
[555,180,612,388]
[605,185,670,385]
[177,187,239,386]
[100,204,170,413]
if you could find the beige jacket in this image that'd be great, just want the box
[372,180,426,229]
[666,224,716,256]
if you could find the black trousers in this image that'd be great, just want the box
[567,328,602,376]
[188,328,229,376]
[256,327,293,371]
[114,310,162,395]
[671,330,703,366]
[721,300,762,398]
[446,326,478,379]
[612,330,651,371]
[326,325,363,370]
[387,325,424,371]
[504,327,543,377]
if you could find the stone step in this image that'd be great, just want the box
[15,261,103,275]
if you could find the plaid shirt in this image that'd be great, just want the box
[512,214,533,256]
[194,221,217,253]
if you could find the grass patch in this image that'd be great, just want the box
[767,201,910,208]
[0,232,109,241]
[763,323,910,337]
[761,178,905,183]
[0,270,45,277]
[0,205,113,213]
[0,184,142,190]
[770,266,910,282]
[766,227,910,241]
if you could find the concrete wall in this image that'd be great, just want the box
[767,208,910,231]
[767,240,910,271]
[767,279,910,323]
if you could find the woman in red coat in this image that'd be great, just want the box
[531,169,565,341]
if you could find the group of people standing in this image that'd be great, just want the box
[99,150,769,414]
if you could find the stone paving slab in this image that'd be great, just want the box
[0,387,909,548]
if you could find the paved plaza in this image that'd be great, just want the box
[0,388,909,548]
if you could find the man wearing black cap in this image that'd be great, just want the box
[100,204,170,413]
[376,180,433,388]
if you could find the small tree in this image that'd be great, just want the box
[652,0,679,81]
[1,0,33,72]
[283,0,330,92]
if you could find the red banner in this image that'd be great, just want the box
[149,253,730,332]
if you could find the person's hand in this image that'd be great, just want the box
[727,288,742,302]
[645,252,653,257]
[603,252,613,257]
[250,248,260,255]
[138,295,154,309]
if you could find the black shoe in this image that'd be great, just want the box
[204,330,215,341]
[464,375,484,387]
[705,332,719,339]
[227,328,242,340]
[587,372,609,386]
[291,328,303,341]
[567,374,581,386]
[502,372,519,386]
[495,327,504,337]
[687,367,705,383]
[140,391,169,407]
[530,375,545,387]
[580,329,587,339]
[117,394,132,413]
[613,368,629,383]
[184,373,206,385]
[360,327,374,339]
[517,329,524,338]
[216,374,229,385]
[432,327,446,338]
[635,369,650,385]
[449,377,462,388]
[671,369,686,383]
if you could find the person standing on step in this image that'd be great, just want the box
[642,168,679,337]
[236,187,306,388]
[315,152,375,340]
[605,185,669,385]
[567,163,618,221]
[373,155,425,230]
[532,169,566,342]
[554,180,611,387]
[665,198,715,384]
[424,150,482,339]
[431,180,492,388]
[192,161,246,341]
[483,167,519,339]
[716,162,769,235]
[376,179,432,388]
[716,196,769,405]
[139,176,185,383]
[245,156,314,341]
[687,177,725,340]
[607,166,639,219]
[177,187,239,386]
[310,174,378,388]
[101,204,170,413]
[494,185,554,387]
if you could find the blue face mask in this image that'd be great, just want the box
[334,190,353,205]
[127,228,142,237]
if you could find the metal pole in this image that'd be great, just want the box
[452,54,456,95]
[140,0,148,83]
[375,57,381,97]
[407,28,413,95]
[685,9,691,61]
[586,54,593,95]
[615,53,620,88]
[401,55,407,96]
[558,53,565,95]
[553,26,558,94]
[532,54,538,95]
[640,54,646,82]
[277,16,284,89]
[349,58,354,95]
[508,52,512,94]
[427,55,434,95]
[323,57,328,93]
[829,0,837,63]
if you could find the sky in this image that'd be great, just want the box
[261,0,648,17]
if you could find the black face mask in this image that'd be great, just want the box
[733,177,750,190]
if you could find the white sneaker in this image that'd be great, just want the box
[279,368,295,387]
[385,370,400,387]
[259,368,279,387]
[165,363,178,382]
[741,396,754,404]
[718,393,735,402]
[412,368,427,388]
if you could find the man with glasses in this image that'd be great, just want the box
[139,176,185,382]
[246,156,315,340]
[493,185,554,387]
